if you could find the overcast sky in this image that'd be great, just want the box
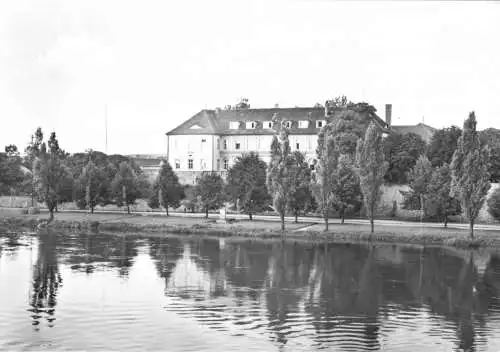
[1,0,499,155]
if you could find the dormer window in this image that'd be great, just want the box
[229,121,239,129]
[299,120,308,128]
[265,121,273,129]
[316,120,326,128]
[246,121,256,129]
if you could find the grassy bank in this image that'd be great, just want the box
[0,208,499,249]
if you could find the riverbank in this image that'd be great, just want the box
[1,208,499,249]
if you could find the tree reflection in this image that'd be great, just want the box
[149,235,500,351]
[29,233,62,329]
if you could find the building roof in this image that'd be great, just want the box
[167,106,389,136]
[391,123,437,143]
[127,154,165,167]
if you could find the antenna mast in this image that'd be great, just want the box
[105,103,108,154]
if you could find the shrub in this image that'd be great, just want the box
[487,187,500,221]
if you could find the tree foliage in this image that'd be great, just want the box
[480,128,500,183]
[111,162,142,214]
[0,145,25,195]
[425,163,462,226]
[287,151,314,223]
[384,132,427,184]
[332,156,362,223]
[426,126,462,167]
[32,132,73,222]
[487,187,500,222]
[267,113,295,231]
[401,155,433,214]
[195,172,225,218]
[356,122,388,234]
[148,161,184,215]
[226,152,270,220]
[75,158,111,212]
[450,112,491,238]
[312,123,339,230]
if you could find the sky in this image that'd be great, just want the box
[0,0,499,155]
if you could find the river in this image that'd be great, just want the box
[1,231,500,351]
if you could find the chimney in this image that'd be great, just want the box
[385,104,392,127]
[274,103,279,109]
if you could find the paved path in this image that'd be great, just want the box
[2,207,500,232]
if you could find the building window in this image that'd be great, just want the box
[265,121,273,129]
[201,138,206,143]
[316,120,325,128]
[229,121,239,129]
[223,140,227,149]
[216,138,220,149]
[296,143,300,150]
[223,159,228,170]
[175,159,180,169]
[299,120,308,128]
[284,121,292,129]
[235,142,241,150]
[246,121,256,129]
[188,159,193,169]
[217,159,220,170]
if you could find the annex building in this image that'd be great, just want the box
[165,103,435,185]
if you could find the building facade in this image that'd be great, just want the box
[165,105,395,185]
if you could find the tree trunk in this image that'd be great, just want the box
[280,213,285,232]
[55,204,58,213]
[370,216,374,234]
[444,216,448,228]
[48,207,55,224]
[341,214,345,224]
[91,204,94,214]
[205,208,209,219]
[295,211,298,224]
[166,207,169,216]
[127,204,130,214]
[469,219,474,239]
[249,213,253,221]
[324,214,329,231]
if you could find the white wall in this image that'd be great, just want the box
[168,134,215,172]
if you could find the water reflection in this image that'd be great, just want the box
[29,233,62,329]
[1,231,500,351]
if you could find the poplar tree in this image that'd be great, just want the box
[356,122,388,234]
[288,151,314,223]
[332,156,362,224]
[195,171,225,219]
[312,123,339,231]
[111,162,141,214]
[267,113,294,232]
[450,112,491,238]
[75,159,110,213]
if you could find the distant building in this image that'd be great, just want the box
[127,154,165,182]
[165,104,436,185]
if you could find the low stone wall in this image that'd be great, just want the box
[379,183,499,223]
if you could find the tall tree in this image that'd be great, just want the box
[32,133,72,223]
[426,163,461,227]
[450,112,491,238]
[312,123,339,231]
[401,155,433,216]
[384,132,427,184]
[356,122,388,234]
[149,161,184,216]
[226,152,270,220]
[24,127,44,206]
[426,126,462,167]
[195,172,225,218]
[111,162,142,214]
[267,113,294,232]
[332,156,362,224]
[479,128,500,183]
[75,158,110,213]
[288,151,313,223]
[487,187,500,222]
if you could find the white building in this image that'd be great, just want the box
[165,105,396,185]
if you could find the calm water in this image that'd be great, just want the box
[1,232,500,351]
